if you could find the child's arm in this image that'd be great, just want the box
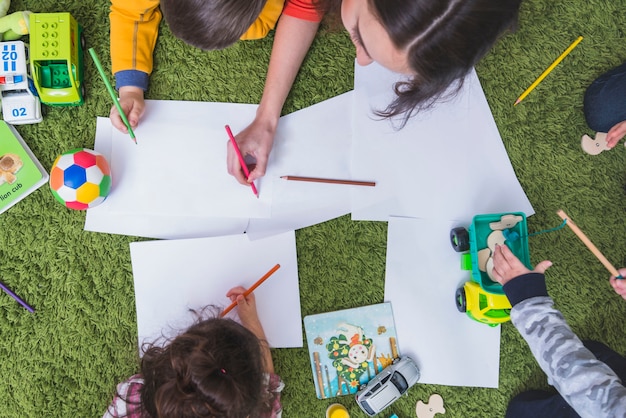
[109,0,161,132]
[610,268,626,300]
[225,286,275,373]
[227,14,320,185]
[493,245,626,416]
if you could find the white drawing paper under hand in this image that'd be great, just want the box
[130,231,302,352]
[107,100,272,219]
[350,62,533,221]
[247,92,366,239]
[384,216,501,388]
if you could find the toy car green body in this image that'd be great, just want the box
[29,13,85,106]
[451,212,531,326]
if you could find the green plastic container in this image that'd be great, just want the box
[468,212,531,295]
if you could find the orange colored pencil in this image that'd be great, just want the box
[220,263,281,317]
[281,175,376,187]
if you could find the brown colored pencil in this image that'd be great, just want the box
[220,264,281,317]
[281,175,376,187]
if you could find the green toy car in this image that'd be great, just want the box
[29,12,85,106]
[451,212,531,326]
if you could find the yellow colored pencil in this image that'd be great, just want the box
[514,36,583,106]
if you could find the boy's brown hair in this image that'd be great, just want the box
[160,0,269,50]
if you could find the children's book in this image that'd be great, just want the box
[0,121,48,214]
[304,302,399,399]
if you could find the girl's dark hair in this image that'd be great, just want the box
[139,316,266,418]
[160,0,268,50]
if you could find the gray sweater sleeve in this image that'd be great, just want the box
[506,274,626,417]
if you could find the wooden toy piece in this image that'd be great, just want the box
[581,132,609,155]
[416,393,446,418]
[489,214,522,230]
[477,248,491,271]
[487,230,506,250]
[486,257,496,282]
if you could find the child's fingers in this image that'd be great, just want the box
[226,143,251,185]
[606,120,626,148]
[533,260,553,274]
[225,285,247,300]
[610,277,626,300]
[109,106,128,133]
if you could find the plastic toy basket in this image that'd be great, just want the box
[468,212,531,295]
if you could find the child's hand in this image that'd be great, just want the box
[110,86,145,133]
[226,116,277,185]
[606,120,626,148]
[491,244,552,285]
[225,286,266,340]
[610,268,626,300]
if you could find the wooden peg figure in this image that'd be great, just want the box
[416,393,446,418]
[581,132,610,155]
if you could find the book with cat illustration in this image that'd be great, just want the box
[303,302,400,399]
[0,121,48,214]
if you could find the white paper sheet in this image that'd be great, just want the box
[385,216,501,388]
[247,92,367,239]
[85,118,248,239]
[130,231,302,351]
[86,94,360,239]
[351,62,534,221]
[107,101,272,218]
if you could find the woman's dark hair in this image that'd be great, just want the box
[371,0,522,124]
[316,0,521,125]
[161,0,268,50]
[139,316,266,417]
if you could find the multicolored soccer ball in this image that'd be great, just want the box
[49,148,111,210]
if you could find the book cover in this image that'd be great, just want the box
[0,121,48,214]
[303,302,399,399]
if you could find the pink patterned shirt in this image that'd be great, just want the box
[103,373,284,417]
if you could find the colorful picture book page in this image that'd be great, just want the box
[0,122,48,214]
[304,303,399,399]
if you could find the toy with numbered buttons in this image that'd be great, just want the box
[0,40,42,124]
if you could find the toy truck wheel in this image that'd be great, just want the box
[450,227,470,252]
[81,33,86,49]
[455,287,467,313]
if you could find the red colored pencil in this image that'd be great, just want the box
[220,263,281,317]
[225,125,258,198]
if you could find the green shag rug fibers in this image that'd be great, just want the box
[1,0,626,417]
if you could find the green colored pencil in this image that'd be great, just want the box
[87,48,137,143]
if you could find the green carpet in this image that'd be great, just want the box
[1,0,625,417]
